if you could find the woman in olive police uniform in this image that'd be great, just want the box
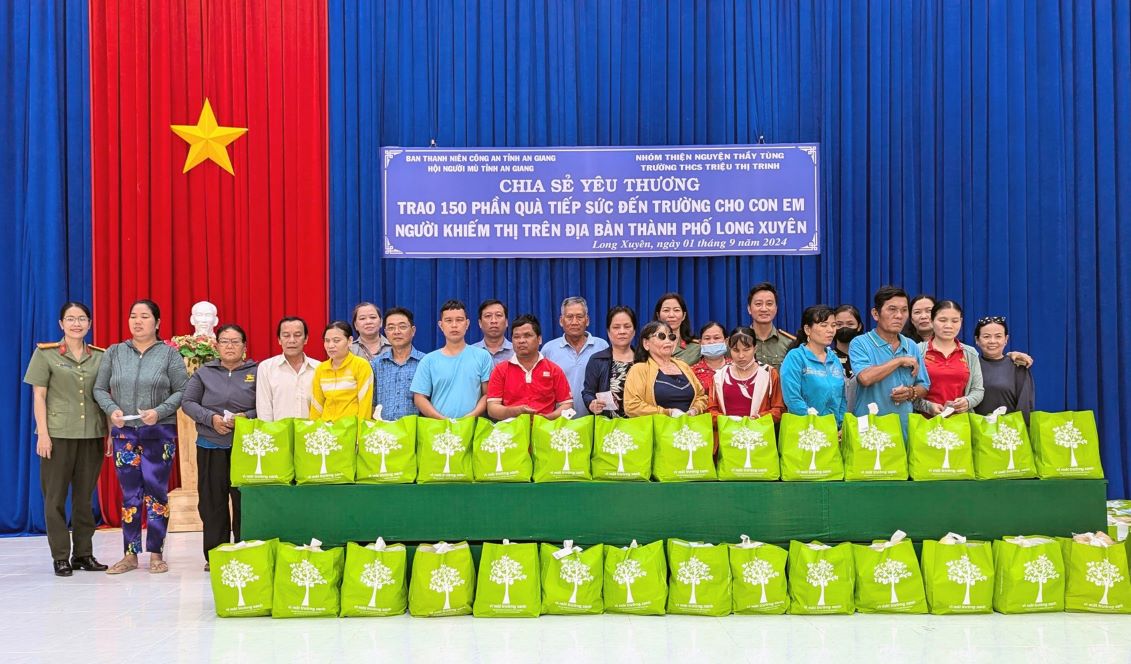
[23,302,109,576]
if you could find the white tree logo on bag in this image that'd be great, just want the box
[289,559,327,608]
[926,426,964,470]
[429,564,464,611]
[671,425,708,471]
[559,558,594,604]
[991,424,1024,471]
[797,425,831,471]
[602,429,638,473]
[1023,554,1059,604]
[489,554,527,605]
[1086,559,1125,606]
[303,426,341,475]
[549,428,583,472]
[730,428,767,469]
[806,559,838,606]
[873,559,912,604]
[675,555,713,605]
[431,431,464,474]
[945,554,987,606]
[360,560,395,608]
[240,430,277,476]
[362,428,402,474]
[220,559,259,607]
[859,426,895,471]
[613,558,646,603]
[1053,421,1086,468]
[742,559,778,604]
[480,429,517,473]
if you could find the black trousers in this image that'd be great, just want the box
[40,437,103,560]
[196,446,241,560]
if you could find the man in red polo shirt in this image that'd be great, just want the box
[486,314,573,420]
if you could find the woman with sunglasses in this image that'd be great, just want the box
[623,321,707,417]
[706,326,785,422]
[973,315,1035,419]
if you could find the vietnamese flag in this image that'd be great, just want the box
[88,0,329,525]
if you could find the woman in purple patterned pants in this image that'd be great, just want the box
[94,300,188,574]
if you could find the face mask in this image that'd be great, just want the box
[835,328,860,345]
[700,342,727,358]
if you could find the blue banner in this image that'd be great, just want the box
[381,144,820,258]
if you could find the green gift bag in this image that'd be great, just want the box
[356,416,417,483]
[921,534,994,614]
[604,539,668,615]
[779,411,843,481]
[842,405,908,481]
[473,540,541,617]
[716,415,779,481]
[666,539,731,616]
[591,415,654,481]
[1059,533,1131,613]
[991,535,1064,613]
[271,539,345,618]
[852,531,926,614]
[415,417,476,483]
[209,539,278,617]
[293,418,357,484]
[1031,411,1105,479]
[908,411,974,480]
[727,536,789,614]
[787,541,855,614]
[339,539,408,617]
[231,418,294,486]
[970,409,1037,479]
[532,415,594,482]
[539,540,604,615]
[651,414,717,482]
[472,415,533,482]
[408,541,476,617]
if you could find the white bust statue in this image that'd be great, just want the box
[190,301,219,338]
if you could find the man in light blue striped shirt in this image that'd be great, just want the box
[372,307,424,421]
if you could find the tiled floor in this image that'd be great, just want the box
[2,531,1129,663]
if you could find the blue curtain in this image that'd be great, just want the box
[330,0,1131,498]
[0,0,92,534]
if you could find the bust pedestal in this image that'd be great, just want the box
[167,410,203,532]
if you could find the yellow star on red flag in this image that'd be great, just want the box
[170,98,247,175]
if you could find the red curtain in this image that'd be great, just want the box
[89,0,329,526]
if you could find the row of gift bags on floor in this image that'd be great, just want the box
[209,530,1131,618]
[229,408,1104,485]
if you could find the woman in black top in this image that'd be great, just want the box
[583,306,637,417]
[972,316,1035,419]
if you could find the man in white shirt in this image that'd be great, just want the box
[255,317,320,421]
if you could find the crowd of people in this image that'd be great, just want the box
[23,284,1035,576]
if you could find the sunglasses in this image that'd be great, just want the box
[650,332,678,341]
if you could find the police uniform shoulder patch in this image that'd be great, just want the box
[778,330,796,341]
[36,341,61,350]
[89,344,105,352]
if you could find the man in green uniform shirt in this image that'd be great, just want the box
[747,282,794,369]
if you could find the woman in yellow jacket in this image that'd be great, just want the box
[623,321,708,417]
[311,321,374,420]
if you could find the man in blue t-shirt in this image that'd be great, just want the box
[848,285,931,437]
[410,300,493,419]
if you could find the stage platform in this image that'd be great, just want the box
[241,479,1108,548]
